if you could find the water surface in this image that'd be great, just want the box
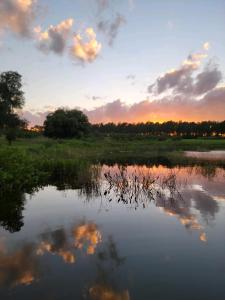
[1,164,225,300]
[185,150,225,160]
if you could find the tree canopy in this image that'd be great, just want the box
[0,71,27,143]
[92,120,225,137]
[44,109,90,138]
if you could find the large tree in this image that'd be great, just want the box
[0,71,26,142]
[44,108,90,138]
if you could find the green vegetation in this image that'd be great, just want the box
[0,135,225,233]
[0,71,225,195]
[44,108,90,138]
[92,120,225,137]
[0,71,27,143]
[1,135,225,189]
[1,136,225,160]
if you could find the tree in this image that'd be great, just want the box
[44,108,90,138]
[0,71,26,143]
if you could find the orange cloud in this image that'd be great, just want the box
[0,0,37,38]
[70,28,102,62]
[84,86,225,123]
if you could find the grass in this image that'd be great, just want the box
[1,135,225,160]
[1,135,225,193]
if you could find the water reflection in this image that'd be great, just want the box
[100,165,225,243]
[0,164,225,246]
[0,242,39,287]
[0,190,25,232]
[86,236,129,300]
[185,150,225,160]
[0,220,102,289]
[0,163,225,299]
[0,219,130,300]
[37,221,102,262]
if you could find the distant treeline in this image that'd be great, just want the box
[29,109,225,139]
[91,121,225,137]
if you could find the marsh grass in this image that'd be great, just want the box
[0,136,225,193]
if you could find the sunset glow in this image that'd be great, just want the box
[0,0,224,125]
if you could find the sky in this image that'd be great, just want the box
[0,0,225,125]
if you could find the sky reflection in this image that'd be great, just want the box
[0,164,225,299]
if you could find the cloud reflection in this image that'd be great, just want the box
[101,165,225,242]
[36,221,102,263]
[89,284,130,300]
[0,220,102,288]
[73,223,102,255]
[0,243,39,287]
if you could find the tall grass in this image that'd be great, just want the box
[0,136,225,194]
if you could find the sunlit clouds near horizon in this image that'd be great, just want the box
[22,42,225,125]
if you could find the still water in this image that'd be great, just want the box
[185,150,225,160]
[1,164,225,300]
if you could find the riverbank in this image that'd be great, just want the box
[1,136,225,161]
[1,136,225,192]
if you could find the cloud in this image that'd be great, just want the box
[92,96,102,101]
[70,27,102,63]
[0,0,37,38]
[148,44,222,97]
[194,62,222,95]
[97,13,126,46]
[23,44,225,125]
[34,19,102,63]
[23,85,225,125]
[149,50,208,95]
[34,18,74,55]
[126,74,135,80]
[21,110,51,126]
[84,86,225,123]
[95,0,109,11]
[203,41,210,51]
[94,0,126,46]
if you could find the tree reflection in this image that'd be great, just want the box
[48,163,101,197]
[0,163,102,233]
[0,190,26,233]
[102,167,183,209]
[0,163,224,241]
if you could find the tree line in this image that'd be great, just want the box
[40,110,225,138]
[91,121,225,137]
[0,71,225,141]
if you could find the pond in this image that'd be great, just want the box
[0,163,225,300]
